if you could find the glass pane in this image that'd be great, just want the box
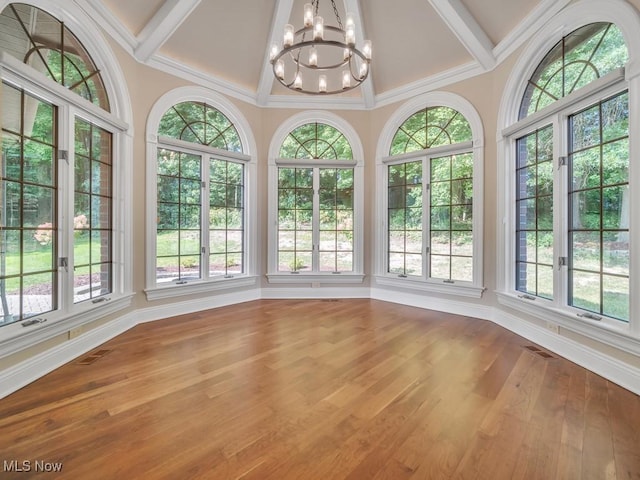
[571,270,601,313]
[157,256,179,283]
[602,275,628,322]
[451,256,473,282]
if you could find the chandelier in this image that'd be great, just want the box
[269,0,372,95]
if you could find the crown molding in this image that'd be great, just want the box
[146,54,257,106]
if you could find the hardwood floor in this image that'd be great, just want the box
[1,299,639,479]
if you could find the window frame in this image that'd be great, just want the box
[375,92,485,298]
[496,0,640,352]
[0,3,133,354]
[145,87,258,300]
[267,112,365,284]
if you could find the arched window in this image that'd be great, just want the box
[145,88,257,299]
[1,3,109,110]
[519,23,627,119]
[0,2,131,334]
[497,0,639,337]
[267,113,364,283]
[377,95,484,297]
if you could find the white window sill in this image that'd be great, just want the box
[0,293,135,359]
[496,291,640,356]
[266,273,365,284]
[374,275,485,299]
[144,275,259,301]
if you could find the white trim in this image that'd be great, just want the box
[0,295,134,359]
[0,309,136,399]
[158,136,251,163]
[256,0,295,106]
[134,0,201,62]
[428,0,495,71]
[261,286,369,299]
[266,273,365,284]
[374,276,485,299]
[146,54,257,106]
[145,86,258,292]
[374,61,484,109]
[144,276,259,301]
[136,288,261,324]
[75,0,138,55]
[493,0,572,64]
[370,286,493,320]
[491,309,640,396]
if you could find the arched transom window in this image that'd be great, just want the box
[0,3,110,110]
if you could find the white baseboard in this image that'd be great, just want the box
[370,286,494,320]
[491,310,640,396]
[261,286,370,299]
[0,313,136,399]
[136,288,261,324]
[2,286,638,399]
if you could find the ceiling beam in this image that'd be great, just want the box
[257,0,295,106]
[134,0,201,63]
[344,0,374,108]
[428,0,496,71]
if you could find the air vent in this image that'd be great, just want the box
[524,345,554,359]
[77,349,112,365]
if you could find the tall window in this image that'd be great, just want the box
[154,101,246,284]
[277,123,354,273]
[507,22,630,323]
[384,106,477,286]
[1,3,127,329]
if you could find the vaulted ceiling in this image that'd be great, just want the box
[79,0,572,109]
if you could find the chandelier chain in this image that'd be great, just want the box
[329,0,344,31]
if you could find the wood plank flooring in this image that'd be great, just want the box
[1,299,639,479]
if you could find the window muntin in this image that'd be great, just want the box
[158,101,242,152]
[275,122,355,275]
[386,106,475,284]
[73,118,112,302]
[390,106,472,155]
[155,101,246,284]
[280,123,352,160]
[519,23,627,119]
[568,91,629,321]
[1,83,57,323]
[0,3,110,111]
[515,125,554,299]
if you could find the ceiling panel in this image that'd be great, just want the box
[461,0,541,46]
[101,0,165,37]
[362,0,473,94]
[159,0,276,92]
